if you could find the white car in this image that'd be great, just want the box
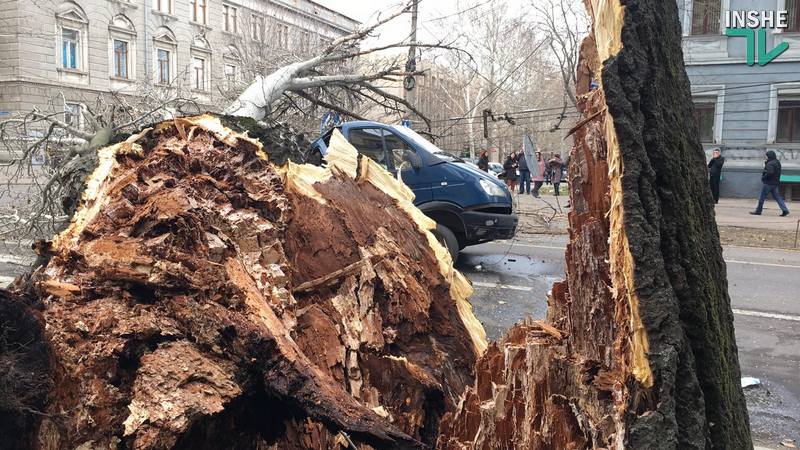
[488,162,503,178]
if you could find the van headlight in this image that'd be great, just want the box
[479,179,506,197]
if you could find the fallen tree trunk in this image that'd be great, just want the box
[6,115,485,449]
[438,0,751,448]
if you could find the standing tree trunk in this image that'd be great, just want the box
[438,0,751,448]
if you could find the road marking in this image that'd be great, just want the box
[0,254,35,265]
[488,243,800,269]
[732,308,800,322]
[472,280,800,322]
[472,281,533,292]
[0,275,16,287]
[726,259,800,269]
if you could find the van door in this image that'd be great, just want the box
[383,129,432,203]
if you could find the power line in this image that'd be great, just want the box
[423,0,494,22]
[438,38,551,138]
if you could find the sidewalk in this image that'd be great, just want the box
[514,189,799,233]
[714,198,798,231]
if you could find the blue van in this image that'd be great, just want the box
[311,121,518,260]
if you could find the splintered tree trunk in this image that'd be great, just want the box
[439,0,751,449]
[5,116,486,450]
[1,1,752,449]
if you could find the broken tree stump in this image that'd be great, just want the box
[438,0,751,449]
[7,115,486,449]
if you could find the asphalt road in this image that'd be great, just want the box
[456,240,800,447]
[1,240,796,445]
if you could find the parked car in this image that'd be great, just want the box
[311,122,518,260]
[488,162,503,178]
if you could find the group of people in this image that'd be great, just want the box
[477,148,565,198]
[708,148,789,216]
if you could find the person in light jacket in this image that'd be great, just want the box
[532,151,546,197]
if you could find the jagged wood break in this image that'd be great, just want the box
[438,1,751,449]
[23,115,485,450]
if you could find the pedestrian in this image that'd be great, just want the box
[707,149,725,204]
[516,148,531,194]
[750,150,790,217]
[532,151,546,197]
[477,149,489,172]
[503,152,518,192]
[548,153,564,196]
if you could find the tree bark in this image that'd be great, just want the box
[438,0,751,448]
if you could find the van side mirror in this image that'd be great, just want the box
[403,150,422,170]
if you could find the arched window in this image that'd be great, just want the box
[222,45,241,90]
[153,27,177,85]
[190,36,211,91]
[56,2,88,73]
[109,15,136,80]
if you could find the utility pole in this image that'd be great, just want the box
[403,0,419,124]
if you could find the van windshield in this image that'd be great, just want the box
[390,126,462,162]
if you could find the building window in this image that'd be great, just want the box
[276,22,288,48]
[297,31,311,53]
[223,4,237,33]
[61,28,79,69]
[192,0,207,24]
[155,0,172,14]
[251,14,264,41]
[64,102,82,128]
[113,39,129,78]
[224,63,237,88]
[691,0,721,35]
[693,100,716,143]
[156,48,170,84]
[787,0,800,32]
[192,57,206,90]
[777,100,800,143]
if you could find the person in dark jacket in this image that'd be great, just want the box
[707,149,725,204]
[751,150,790,216]
[548,153,564,196]
[477,150,489,172]
[503,153,518,192]
[516,149,531,194]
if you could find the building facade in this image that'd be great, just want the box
[679,0,800,199]
[0,0,358,127]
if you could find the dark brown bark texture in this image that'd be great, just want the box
[438,0,751,449]
[2,116,485,450]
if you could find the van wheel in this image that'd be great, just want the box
[432,224,459,262]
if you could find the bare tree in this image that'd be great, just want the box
[0,87,196,247]
[223,1,471,132]
[531,0,588,108]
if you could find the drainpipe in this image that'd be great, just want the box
[143,1,149,84]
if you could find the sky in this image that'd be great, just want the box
[314,0,532,48]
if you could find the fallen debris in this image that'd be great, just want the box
[742,377,762,389]
[7,115,485,449]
